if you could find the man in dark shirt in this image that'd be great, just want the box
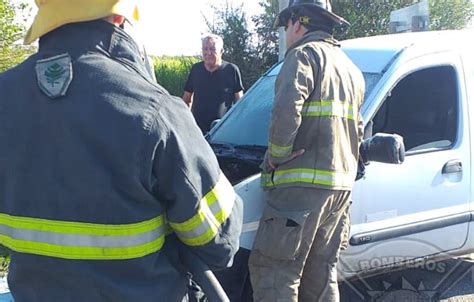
[182,34,244,133]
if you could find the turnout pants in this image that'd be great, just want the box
[248,187,351,302]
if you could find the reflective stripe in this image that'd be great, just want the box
[0,213,165,260]
[169,173,235,246]
[268,142,292,158]
[262,168,354,189]
[302,100,354,120]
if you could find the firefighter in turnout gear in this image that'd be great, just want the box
[248,0,365,301]
[0,0,242,301]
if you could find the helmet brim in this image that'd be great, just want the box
[273,8,292,29]
[24,0,139,45]
[274,4,350,29]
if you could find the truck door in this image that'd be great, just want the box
[341,52,470,274]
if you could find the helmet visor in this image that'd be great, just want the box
[274,9,292,28]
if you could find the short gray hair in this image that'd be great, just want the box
[201,33,224,50]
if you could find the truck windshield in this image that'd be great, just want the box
[208,69,382,147]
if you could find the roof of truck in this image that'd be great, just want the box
[341,29,472,53]
[340,29,472,74]
[267,29,472,76]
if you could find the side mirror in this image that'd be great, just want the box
[360,133,405,165]
[356,133,405,181]
[363,120,373,139]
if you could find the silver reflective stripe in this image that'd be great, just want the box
[173,182,235,240]
[170,174,236,246]
[302,100,354,119]
[176,194,235,239]
[173,205,216,240]
[0,224,165,248]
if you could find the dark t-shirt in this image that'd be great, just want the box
[184,61,244,133]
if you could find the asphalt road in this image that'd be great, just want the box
[339,256,474,301]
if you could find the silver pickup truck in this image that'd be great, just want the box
[207,29,474,300]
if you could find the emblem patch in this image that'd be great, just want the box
[35,53,73,99]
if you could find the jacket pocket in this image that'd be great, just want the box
[253,207,310,260]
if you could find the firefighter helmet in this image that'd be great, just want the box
[274,0,349,29]
[24,0,140,45]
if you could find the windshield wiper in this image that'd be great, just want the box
[233,144,267,152]
[210,142,236,152]
[210,143,265,162]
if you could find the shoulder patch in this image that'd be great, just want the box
[35,53,73,99]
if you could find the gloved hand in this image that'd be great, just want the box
[260,149,305,172]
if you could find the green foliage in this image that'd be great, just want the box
[0,246,9,275]
[332,0,474,40]
[0,0,35,72]
[430,0,474,30]
[153,56,199,96]
[0,0,21,46]
[332,0,416,39]
[252,0,280,73]
[202,0,473,89]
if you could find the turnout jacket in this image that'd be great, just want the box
[0,20,242,302]
[262,31,365,191]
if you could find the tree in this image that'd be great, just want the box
[205,0,473,89]
[0,0,34,72]
[205,0,282,89]
[252,0,280,73]
[332,0,474,40]
[332,0,416,40]
[430,0,474,30]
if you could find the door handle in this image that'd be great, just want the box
[442,160,462,174]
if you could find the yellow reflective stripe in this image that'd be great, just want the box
[262,168,354,188]
[169,210,207,233]
[0,214,165,260]
[302,100,354,120]
[269,142,292,158]
[0,213,163,236]
[0,234,164,260]
[169,173,235,246]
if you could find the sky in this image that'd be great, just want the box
[14,0,264,56]
[141,0,263,56]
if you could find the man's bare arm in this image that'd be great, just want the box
[234,90,243,102]
[182,91,193,108]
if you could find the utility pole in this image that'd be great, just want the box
[278,0,289,60]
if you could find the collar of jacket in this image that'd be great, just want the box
[285,30,340,57]
[38,20,150,80]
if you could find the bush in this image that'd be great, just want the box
[0,0,35,72]
[0,246,9,275]
[153,56,200,97]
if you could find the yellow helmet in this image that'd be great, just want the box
[24,0,140,45]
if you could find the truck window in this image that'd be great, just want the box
[372,66,458,152]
